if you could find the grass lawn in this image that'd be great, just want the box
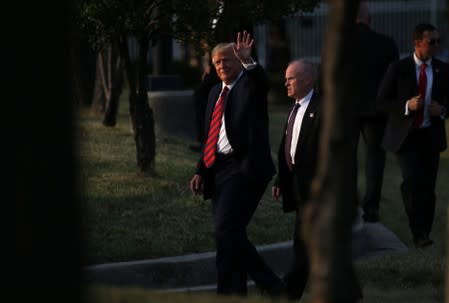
[80,92,448,302]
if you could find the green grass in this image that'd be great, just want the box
[79,100,296,265]
[80,92,448,302]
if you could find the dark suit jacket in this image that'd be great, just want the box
[354,23,399,117]
[377,56,449,152]
[276,93,322,213]
[196,65,275,199]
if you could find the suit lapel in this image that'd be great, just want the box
[204,85,222,134]
[223,70,246,114]
[405,57,419,93]
[431,59,441,100]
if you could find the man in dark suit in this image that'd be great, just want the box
[377,23,449,248]
[354,1,400,222]
[272,59,322,300]
[190,31,283,296]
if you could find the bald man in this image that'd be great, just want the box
[272,59,322,300]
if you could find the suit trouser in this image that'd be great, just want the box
[358,117,387,214]
[284,177,363,301]
[284,211,309,300]
[396,128,439,239]
[212,156,281,295]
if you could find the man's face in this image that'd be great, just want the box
[285,63,308,100]
[415,30,440,59]
[212,48,242,84]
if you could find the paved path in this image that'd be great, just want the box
[84,219,408,291]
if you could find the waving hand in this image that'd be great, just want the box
[233,31,254,64]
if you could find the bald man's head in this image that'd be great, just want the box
[284,59,316,100]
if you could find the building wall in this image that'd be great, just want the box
[282,0,448,63]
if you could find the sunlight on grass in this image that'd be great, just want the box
[80,94,448,298]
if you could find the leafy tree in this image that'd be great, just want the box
[77,0,169,174]
[75,0,321,174]
[172,0,319,53]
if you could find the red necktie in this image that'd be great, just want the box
[284,103,301,171]
[414,63,427,127]
[203,86,229,168]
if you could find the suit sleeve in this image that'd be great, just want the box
[377,62,408,116]
[442,63,449,120]
[245,64,269,95]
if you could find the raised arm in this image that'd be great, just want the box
[233,31,254,64]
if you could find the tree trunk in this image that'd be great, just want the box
[6,1,82,300]
[445,3,449,303]
[302,1,362,302]
[120,33,156,175]
[70,30,96,106]
[447,208,449,303]
[91,51,106,113]
[103,43,124,127]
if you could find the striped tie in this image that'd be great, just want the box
[203,86,229,168]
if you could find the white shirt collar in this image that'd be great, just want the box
[296,89,314,106]
[413,52,432,67]
[222,71,244,91]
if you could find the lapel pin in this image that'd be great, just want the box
[309,113,314,118]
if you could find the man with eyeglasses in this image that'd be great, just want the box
[377,23,449,248]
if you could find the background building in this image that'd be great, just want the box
[255,0,448,66]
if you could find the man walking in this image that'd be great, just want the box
[190,31,283,296]
[354,1,400,222]
[272,59,322,300]
[377,23,449,248]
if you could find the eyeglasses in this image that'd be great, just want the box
[427,38,441,46]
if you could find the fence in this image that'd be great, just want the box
[255,0,448,65]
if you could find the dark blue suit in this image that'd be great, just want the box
[195,64,281,295]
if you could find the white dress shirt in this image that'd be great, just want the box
[215,72,241,154]
[217,62,257,154]
[405,53,433,128]
[290,89,314,164]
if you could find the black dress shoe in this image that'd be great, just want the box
[413,235,434,248]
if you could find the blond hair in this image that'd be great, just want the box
[211,42,236,57]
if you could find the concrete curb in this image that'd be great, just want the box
[84,222,408,290]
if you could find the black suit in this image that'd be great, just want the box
[275,92,321,299]
[378,55,449,242]
[354,23,399,220]
[195,64,281,295]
